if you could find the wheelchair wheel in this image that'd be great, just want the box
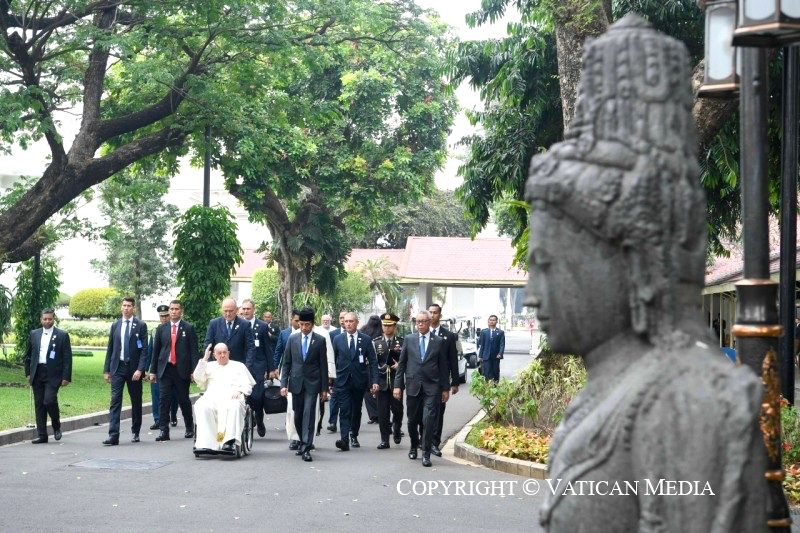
[241,406,254,456]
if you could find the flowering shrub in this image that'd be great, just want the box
[478,424,550,464]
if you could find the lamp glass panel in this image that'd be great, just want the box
[709,6,736,80]
[781,0,800,17]
[743,0,777,20]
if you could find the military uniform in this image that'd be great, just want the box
[373,313,405,446]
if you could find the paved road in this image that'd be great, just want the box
[0,334,543,533]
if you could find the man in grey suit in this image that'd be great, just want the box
[393,310,450,467]
[280,308,329,462]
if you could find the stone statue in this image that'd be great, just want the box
[525,14,768,532]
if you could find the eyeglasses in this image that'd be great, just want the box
[417,319,430,323]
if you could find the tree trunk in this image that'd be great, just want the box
[552,0,610,130]
[274,240,309,325]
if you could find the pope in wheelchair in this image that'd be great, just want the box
[192,343,256,457]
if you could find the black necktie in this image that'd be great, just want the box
[123,320,130,361]
[349,335,355,357]
[227,321,232,335]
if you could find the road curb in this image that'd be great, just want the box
[0,395,200,447]
[450,410,548,479]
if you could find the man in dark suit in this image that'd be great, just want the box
[428,303,460,457]
[272,310,300,375]
[103,297,148,445]
[373,313,404,449]
[279,308,329,462]
[149,299,199,441]
[326,310,347,432]
[393,310,450,467]
[144,305,178,430]
[204,298,253,364]
[240,298,274,437]
[24,308,72,444]
[332,312,378,451]
[477,314,505,381]
[260,310,281,361]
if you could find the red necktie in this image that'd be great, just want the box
[170,323,177,364]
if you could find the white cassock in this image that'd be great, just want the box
[193,359,256,449]
[284,327,336,441]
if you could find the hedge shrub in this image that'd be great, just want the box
[69,288,120,320]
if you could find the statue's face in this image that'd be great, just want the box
[527,209,629,355]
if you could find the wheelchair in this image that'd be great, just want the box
[192,396,254,459]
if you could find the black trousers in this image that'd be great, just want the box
[337,380,366,440]
[32,365,61,439]
[406,391,439,453]
[377,388,403,442]
[292,389,318,451]
[248,378,265,425]
[158,364,193,433]
[363,389,378,419]
[432,399,447,448]
[108,362,143,437]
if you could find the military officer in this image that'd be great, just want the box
[372,313,405,448]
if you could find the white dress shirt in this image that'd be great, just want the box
[38,327,54,364]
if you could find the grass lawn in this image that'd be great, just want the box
[0,350,203,432]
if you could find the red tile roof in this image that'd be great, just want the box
[233,236,527,286]
[705,216,800,287]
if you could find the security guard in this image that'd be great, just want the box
[145,305,178,430]
[372,313,404,448]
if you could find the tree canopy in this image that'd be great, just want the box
[450,0,781,263]
[0,0,446,267]
[215,4,457,318]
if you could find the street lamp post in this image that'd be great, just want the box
[701,0,799,529]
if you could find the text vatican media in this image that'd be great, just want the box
[396,479,715,497]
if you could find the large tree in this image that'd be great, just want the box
[218,5,456,319]
[0,0,430,266]
[90,168,176,317]
[452,0,778,262]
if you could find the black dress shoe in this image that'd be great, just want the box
[327,424,337,433]
[335,439,350,451]
[54,429,62,441]
[103,437,119,446]
[170,415,178,427]
[350,435,360,448]
[309,444,315,450]
[170,420,178,427]
[131,434,140,443]
[289,440,300,450]
[302,451,313,462]
[367,418,377,424]
[149,423,160,430]
[222,442,235,453]
[422,454,432,467]
[431,445,443,457]
[393,434,402,445]
[377,441,390,449]
[408,448,417,460]
[31,437,47,444]
[257,422,266,437]
[184,430,194,439]
[155,432,170,442]
[295,447,304,456]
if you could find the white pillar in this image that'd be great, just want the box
[416,283,432,313]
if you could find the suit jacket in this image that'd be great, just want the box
[150,320,199,380]
[373,335,403,391]
[478,328,505,360]
[104,317,148,375]
[246,318,274,379]
[280,331,328,395]
[204,316,253,364]
[393,332,449,397]
[262,320,281,359]
[25,327,72,385]
[274,327,297,370]
[432,325,459,387]
[332,331,378,390]
[329,327,345,340]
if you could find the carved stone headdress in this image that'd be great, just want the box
[526,14,706,338]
